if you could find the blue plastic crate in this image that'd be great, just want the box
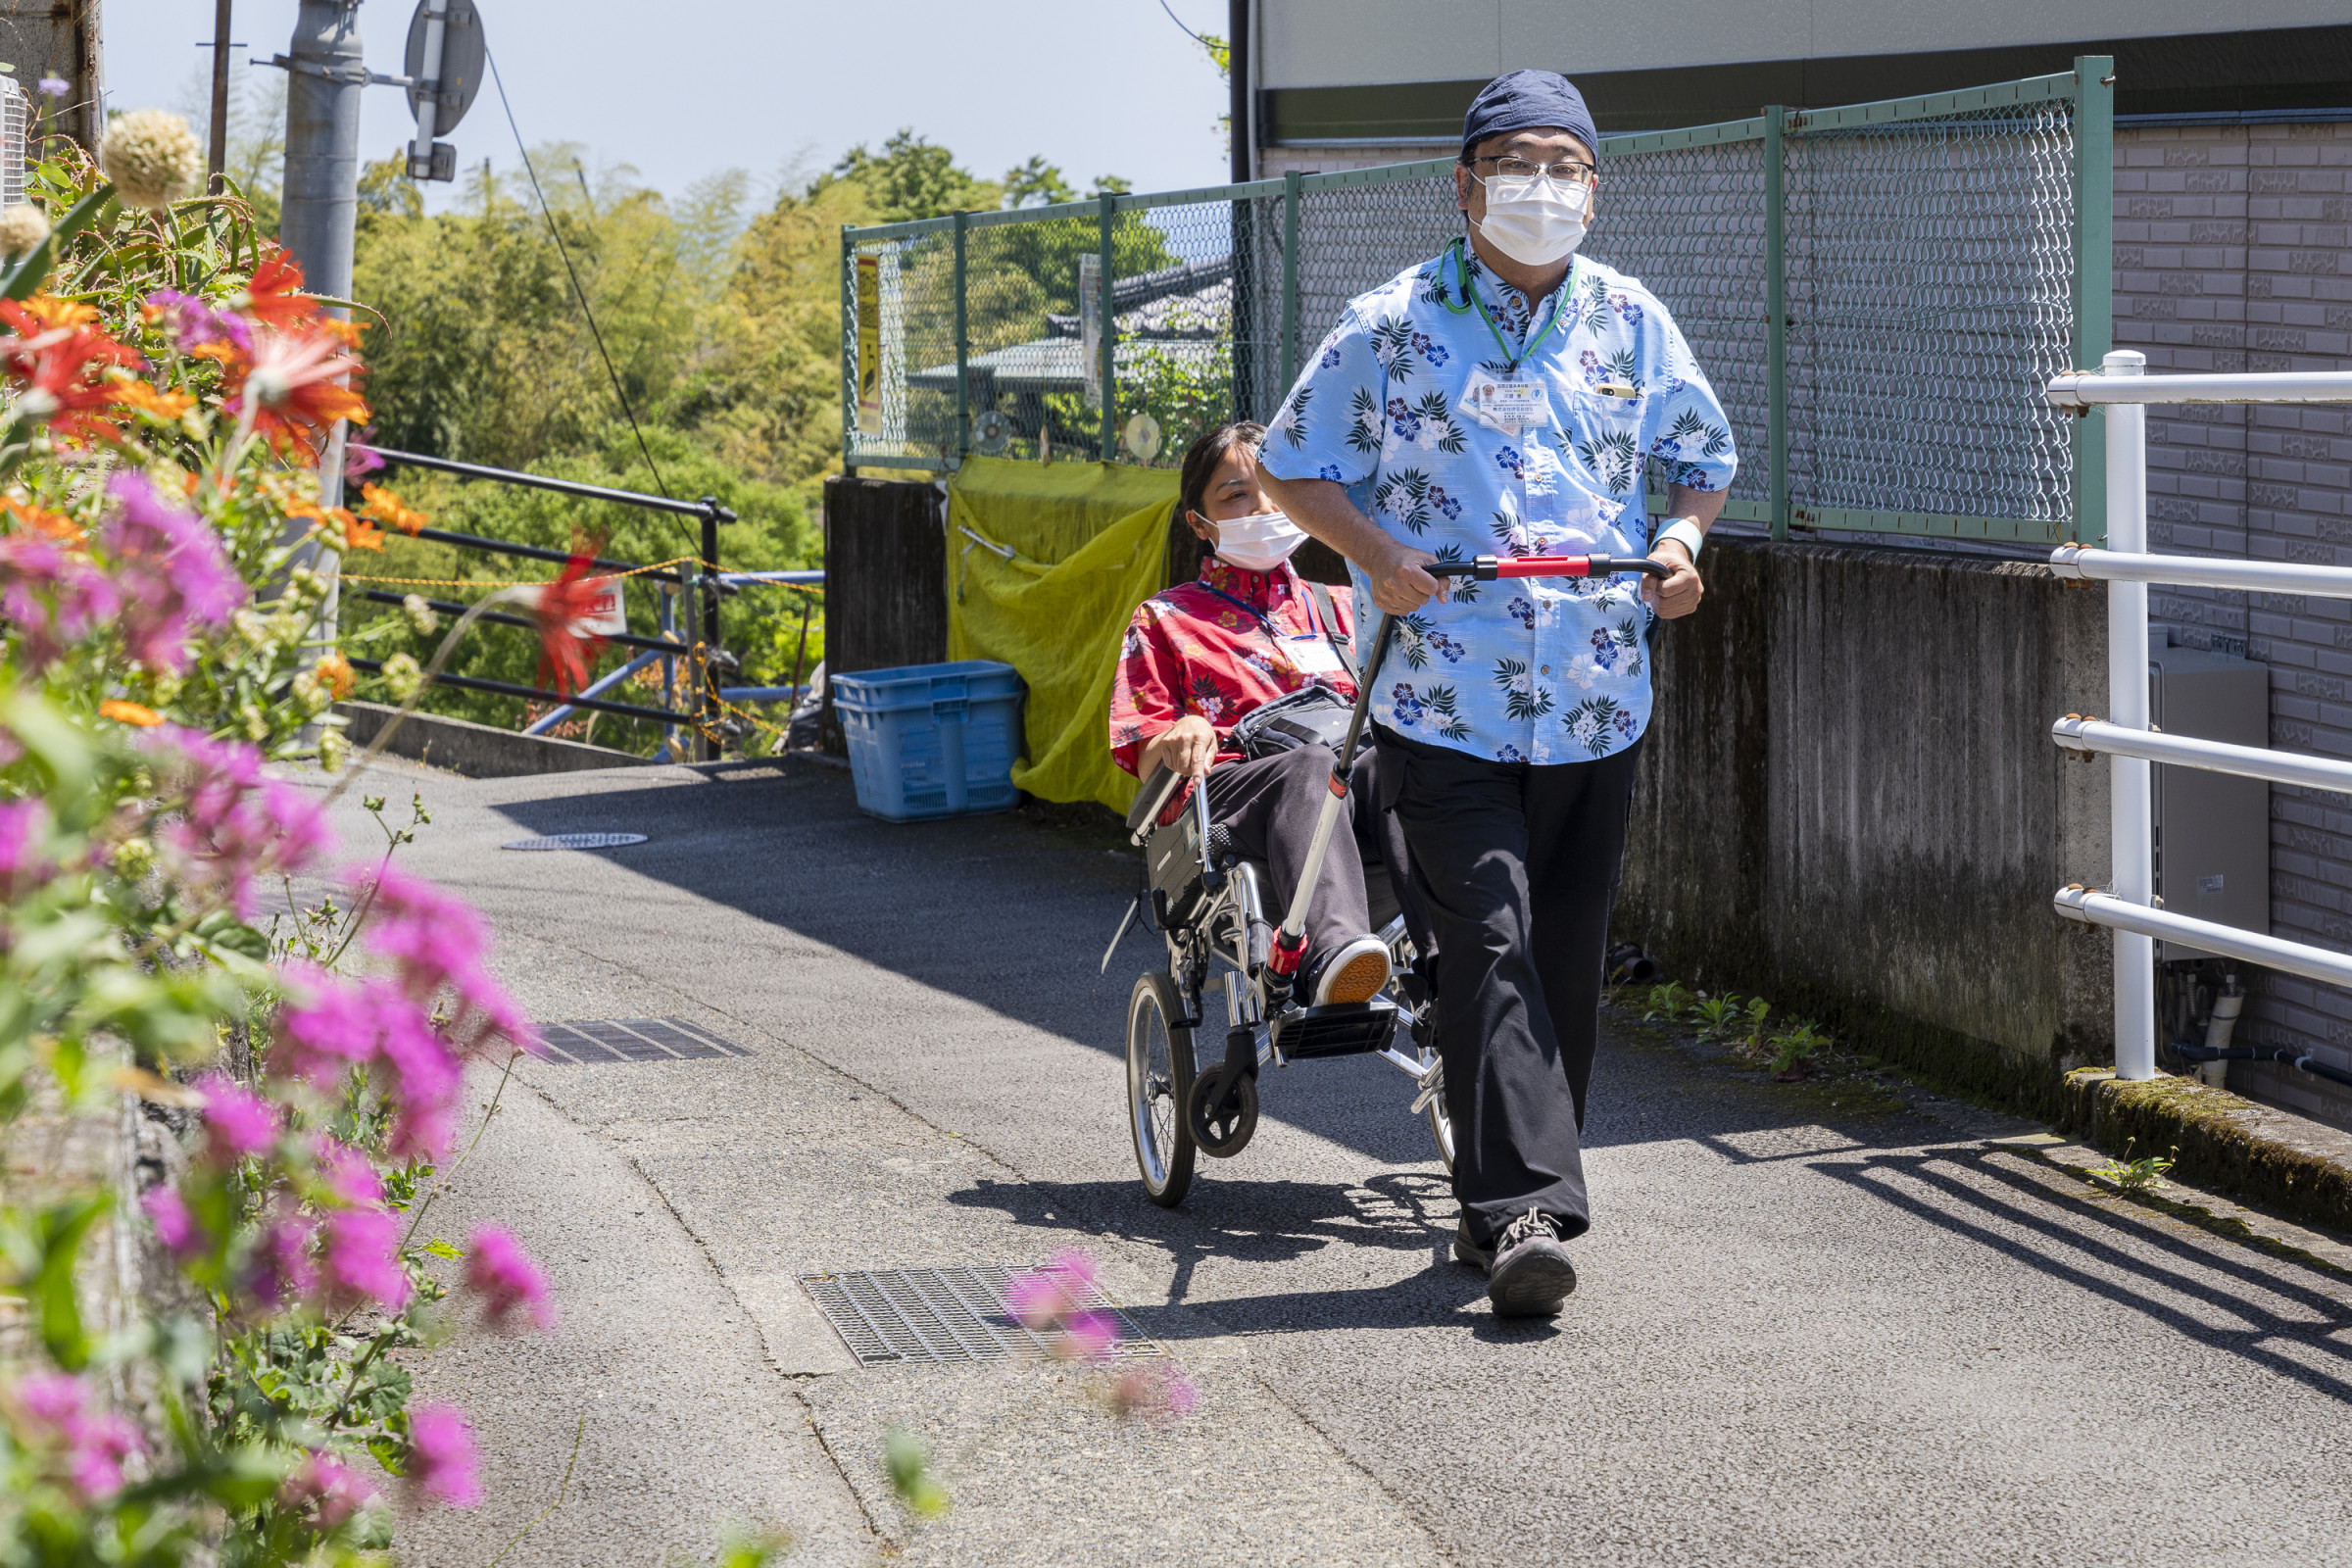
[831,660,1025,822]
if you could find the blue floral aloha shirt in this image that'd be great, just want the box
[1256,242,1738,764]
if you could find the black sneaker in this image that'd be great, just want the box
[1485,1208,1578,1317]
[1451,1218,1493,1273]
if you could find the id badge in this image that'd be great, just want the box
[1462,364,1551,436]
[1288,636,1346,676]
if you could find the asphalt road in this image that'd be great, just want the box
[299,753,2352,1568]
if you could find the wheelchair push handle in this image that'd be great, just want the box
[1426,553,1674,583]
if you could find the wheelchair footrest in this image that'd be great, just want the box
[1270,999,1400,1060]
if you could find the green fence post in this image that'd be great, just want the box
[839,224,856,476]
[1099,191,1117,462]
[1282,169,1301,393]
[2072,55,2115,546]
[953,210,969,464]
[1764,107,1789,543]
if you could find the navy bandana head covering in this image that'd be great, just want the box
[1460,70,1598,164]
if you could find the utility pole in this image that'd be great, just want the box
[278,0,365,508]
[208,0,234,188]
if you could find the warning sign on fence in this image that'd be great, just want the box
[536,576,627,639]
[856,254,883,435]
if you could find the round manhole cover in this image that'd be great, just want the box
[501,832,649,852]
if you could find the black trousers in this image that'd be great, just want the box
[1378,726,1642,1246]
[1200,745,1402,984]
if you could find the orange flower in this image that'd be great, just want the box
[220,320,368,460]
[341,512,383,552]
[98,699,164,727]
[18,294,100,331]
[241,247,318,330]
[0,294,141,444]
[113,379,196,421]
[3,494,82,545]
[361,482,428,536]
[315,650,355,700]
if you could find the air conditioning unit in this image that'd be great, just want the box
[2151,639,2271,960]
[0,76,24,209]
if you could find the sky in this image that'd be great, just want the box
[101,0,1235,210]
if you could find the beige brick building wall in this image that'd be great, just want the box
[2116,121,2352,1117]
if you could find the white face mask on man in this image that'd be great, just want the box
[1473,171,1590,268]
[1200,509,1306,572]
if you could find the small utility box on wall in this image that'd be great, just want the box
[2151,642,2270,960]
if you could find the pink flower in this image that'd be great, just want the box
[1004,1249,1102,1334]
[1112,1365,1199,1422]
[313,1136,382,1207]
[270,964,385,1085]
[144,289,251,355]
[7,1372,145,1498]
[0,528,118,669]
[101,471,243,672]
[344,864,539,1056]
[374,994,463,1160]
[465,1225,556,1331]
[142,727,332,917]
[321,1206,410,1312]
[141,1185,207,1259]
[67,1411,142,1497]
[280,1450,376,1529]
[247,1213,319,1309]
[0,797,49,886]
[405,1403,481,1507]
[195,1073,277,1163]
[1054,1309,1117,1363]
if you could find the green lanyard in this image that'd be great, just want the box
[1441,237,1577,374]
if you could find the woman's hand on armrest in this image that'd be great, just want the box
[1139,714,1218,779]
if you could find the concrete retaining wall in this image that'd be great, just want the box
[338,703,650,779]
[1617,536,2114,1109]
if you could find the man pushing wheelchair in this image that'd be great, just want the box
[1111,67,1737,1319]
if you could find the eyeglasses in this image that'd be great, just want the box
[1472,156,1596,189]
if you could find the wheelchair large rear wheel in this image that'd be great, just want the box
[1127,971,1198,1206]
[1428,1087,1456,1174]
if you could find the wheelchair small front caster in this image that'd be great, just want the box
[1187,1065,1259,1157]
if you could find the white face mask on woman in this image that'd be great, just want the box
[1473,171,1590,268]
[1201,509,1306,572]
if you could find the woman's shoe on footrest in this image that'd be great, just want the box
[1314,935,1393,1005]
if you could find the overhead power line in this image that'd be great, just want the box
[483,47,686,542]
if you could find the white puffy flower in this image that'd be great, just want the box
[401,593,440,637]
[100,109,205,213]
[0,203,50,259]
[382,652,424,702]
[318,729,347,772]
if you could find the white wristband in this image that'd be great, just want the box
[1655,517,1705,562]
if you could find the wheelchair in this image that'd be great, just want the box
[1105,551,1670,1207]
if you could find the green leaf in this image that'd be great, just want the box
[26,1194,110,1370]
[0,685,93,807]
[421,1238,463,1259]
[0,182,117,301]
[193,909,270,961]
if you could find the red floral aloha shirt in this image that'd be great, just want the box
[1109,558,1357,777]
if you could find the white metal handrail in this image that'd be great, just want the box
[2048,546,2352,597]
[2051,717,2352,796]
[2042,354,2352,1079]
[2047,370,2352,409]
[2052,888,2352,991]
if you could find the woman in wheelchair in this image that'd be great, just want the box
[1110,420,1400,1009]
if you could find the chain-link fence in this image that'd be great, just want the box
[845,61,2112,546]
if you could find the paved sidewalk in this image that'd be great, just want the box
[306,755,2352,1568]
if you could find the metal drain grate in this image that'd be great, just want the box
[502,832,649,851]
[537,1017,752,1065]
[801,1265,1162,1367]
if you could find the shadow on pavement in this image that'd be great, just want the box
[950,1170,1561,1343]
[1824,1147,2352,1405]
[488,765,1929,1169]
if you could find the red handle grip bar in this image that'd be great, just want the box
[1427,553,1673,582]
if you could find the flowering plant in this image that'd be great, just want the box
[2,127,554,1564]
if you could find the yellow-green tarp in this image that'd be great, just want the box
[946,457,1178,814]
